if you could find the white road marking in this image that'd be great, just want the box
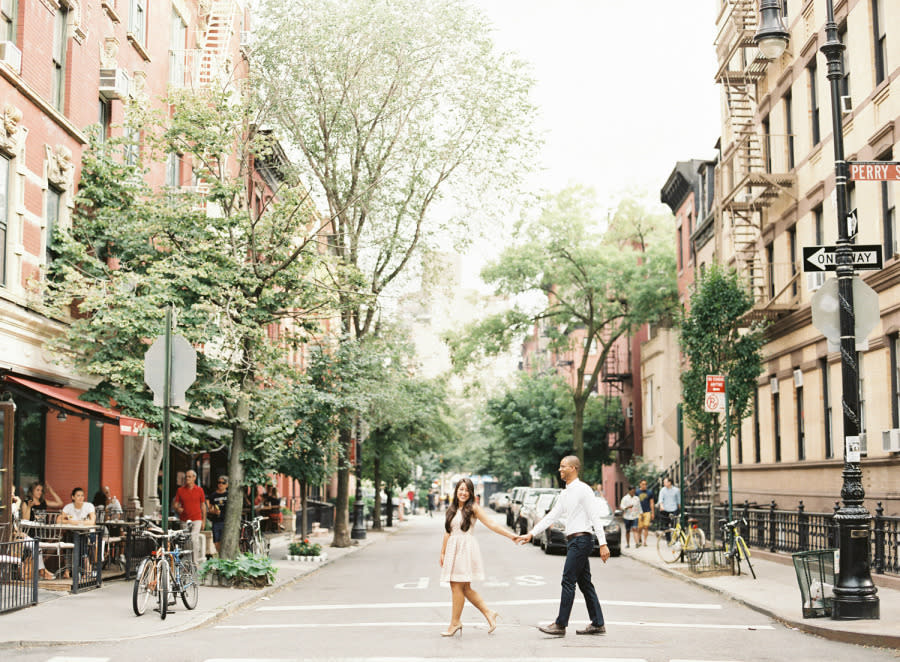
[257,598,722,612]
[202,659,649,662]
[217,619,771,631]
[46,658,110,662]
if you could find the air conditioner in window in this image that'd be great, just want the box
[807,272,826,292]
[882,429,900,453]
[99,67,129,100]
[625,405,634,419]
[793,369,803,388]
[0,40,22,74]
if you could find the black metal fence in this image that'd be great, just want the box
[684,500,900,576]
[71,528,103,593]
[0,537,38,613]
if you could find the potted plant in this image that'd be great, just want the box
[287,538,326,562]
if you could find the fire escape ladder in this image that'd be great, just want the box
[200,0,237,85]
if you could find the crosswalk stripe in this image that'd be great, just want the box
[45,658,111,662]
[202,659,651,662]
[257,598,722,612]
[216,620,773,631]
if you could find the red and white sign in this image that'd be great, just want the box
[705,375,726,413]
[849,162,900,181]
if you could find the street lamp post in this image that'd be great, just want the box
[351,419,367,540]
[755,0,879,619]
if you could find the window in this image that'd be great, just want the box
[754,388,761,463]
[645,378,654,430]
[762,115,772,173]
[796,381,805,460]
[858,352,867,454]
[788,226,797,296]
[814,205,824,245]
[879,150,896,255]
[873,0,887,85]
[130,0,147,47]
[773,387,781,462]
[124,125,138,166]
[0,154,8,286]
[892,336,900,428]
[169,9,187,86]
[52,6,68,112]
[785,91,795,170]
[808,60,820,146]
[165,152,182,187]
[1,0,16,42]
[98,98,111,144]
[821,359,833,458]
[766,243,775,299]
[677,227,683,270]
[688,211,695,264]
[838,22,850,99]
[46,185,61,265]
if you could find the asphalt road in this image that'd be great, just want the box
[5,512,899,662]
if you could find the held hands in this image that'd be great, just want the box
[513,533,532,545]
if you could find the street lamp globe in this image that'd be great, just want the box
[755,0,790,59]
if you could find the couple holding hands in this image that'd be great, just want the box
[439,455,610,637]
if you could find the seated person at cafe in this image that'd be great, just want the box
[11,494,54,579]
[92,485,111,508]
[59,487,97,525]
[21,480,63,521]
[207,475,229,554]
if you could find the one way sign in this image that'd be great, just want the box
[802,244,883,272]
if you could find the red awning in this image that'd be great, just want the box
[3,375,145,436]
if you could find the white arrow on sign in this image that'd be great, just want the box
[806,246,827,270]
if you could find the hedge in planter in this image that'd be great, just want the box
[199,553,277,588]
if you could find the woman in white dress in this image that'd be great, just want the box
[439,477,516,637]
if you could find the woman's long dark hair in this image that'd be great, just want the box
[445,478,476,533]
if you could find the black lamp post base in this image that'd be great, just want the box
[351,502,367,540]
[831,594,880,620]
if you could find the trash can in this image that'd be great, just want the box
[792,548,838,618]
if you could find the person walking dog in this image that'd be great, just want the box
[515,456,610,636]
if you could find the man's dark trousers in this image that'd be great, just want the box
[556,534,604,627]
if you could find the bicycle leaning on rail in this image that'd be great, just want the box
[720,516,756,579]
[239,515,269,556]
[657,516,707,564]
[132,519,200,619]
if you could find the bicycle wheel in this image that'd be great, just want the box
[690,526,707,548]
[683,529,704,565]
[656,529,681,563]
[132,558,154,616]
[736,537,756,579]
[158,558,169,620]
[180,561,199,610]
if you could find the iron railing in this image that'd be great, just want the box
[71,528,103,593]
[0,537,38,613]
[684,500,900,576]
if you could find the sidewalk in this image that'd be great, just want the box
[0,520,409,649]
[623,538,900,649]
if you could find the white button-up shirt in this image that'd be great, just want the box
[528,479,607,546]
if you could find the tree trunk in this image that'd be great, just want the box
[331,424,352,547]
[385,481,394,528]
[372,456,383,531]
[572,397,586,466]
[300,480,308,539]
[221,399,249,559]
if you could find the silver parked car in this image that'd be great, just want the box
[488,491,510,512]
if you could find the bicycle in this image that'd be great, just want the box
[132,519,200,619]
[656,517,707,564]
[239,515,269,556]
[720,517,756,579]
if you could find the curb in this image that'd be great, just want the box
[626,551,900,650]
[0,523,408,650]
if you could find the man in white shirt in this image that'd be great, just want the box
[516,456,610,636]
[619,485,641,548]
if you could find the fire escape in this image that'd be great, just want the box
[716,0,797,322]
[600,337,632,454]
[198,0,239,85]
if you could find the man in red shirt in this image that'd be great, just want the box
[174,469,207,562]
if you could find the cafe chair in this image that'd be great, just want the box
[24,512,74,579]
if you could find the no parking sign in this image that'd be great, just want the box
[705,375,726,413]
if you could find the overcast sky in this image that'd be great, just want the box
[458,0,722,288]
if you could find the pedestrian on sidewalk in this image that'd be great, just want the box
[173,469,206,563]
[515,456,610,637]
[207,475,229,554]
[619,485,641,548]
[657,476,681,537]
[439,477,516,637]
[635,479,655,547]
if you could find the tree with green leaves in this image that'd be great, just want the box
[448,187,677,466]
[254,0,538,546]
[42,84,329,559]
[679,263,765,530]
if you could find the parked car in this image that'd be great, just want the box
[519,490,560,544]
[488,491,510,512]
[541,494,622,557]
[513,487,559,535]
[506,486,529,528]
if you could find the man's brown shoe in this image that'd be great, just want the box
[538,622,566,636]
[576,624,606,635]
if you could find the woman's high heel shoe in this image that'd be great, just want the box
[487,610,500,634]
[441,623,463,637]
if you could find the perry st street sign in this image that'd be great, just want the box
[802,244,883,272]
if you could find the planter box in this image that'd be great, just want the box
[285,554,327,563]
